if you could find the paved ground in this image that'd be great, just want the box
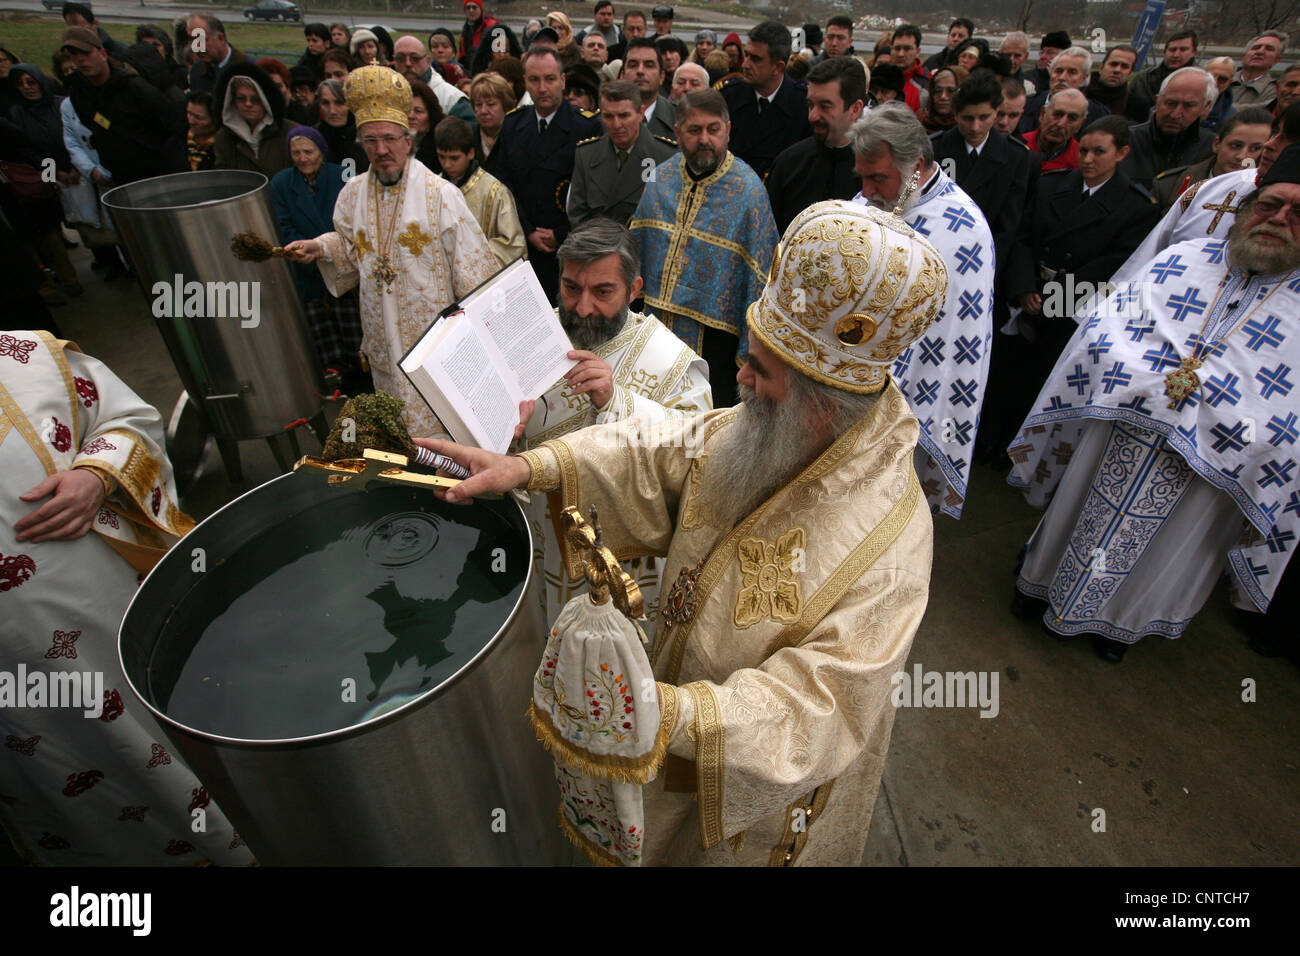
[19,242,1300,867]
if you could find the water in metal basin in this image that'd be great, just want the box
[150,485,527,740]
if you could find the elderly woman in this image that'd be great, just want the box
[408,78,447,174]
[269,126,366,393]
[918,65,967,133]
[691,29,717,64]
[213,62,292,175]
[313,77,362,170]
[468,70,515,166]
[546,11,582,68]
[350,28,382,66]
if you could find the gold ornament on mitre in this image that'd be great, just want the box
[747,199,949,394]
[344,65,412,129]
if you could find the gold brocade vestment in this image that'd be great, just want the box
[521,381,933,865]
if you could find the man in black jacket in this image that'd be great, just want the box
[765,56,864,232]
[1127,29,1198,122]
[932,72,1032,278]
[488,48,601,300]
[1121,67,1216,188]
[60,27,184,185]
[721,21,810,182]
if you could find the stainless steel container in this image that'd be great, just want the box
[102,171,325,474]
[118,473,565,866]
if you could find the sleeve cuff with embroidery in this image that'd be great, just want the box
[594,384,636,425]
[520,446,561,492]
[659,681,697,759]
[72,463,114,498]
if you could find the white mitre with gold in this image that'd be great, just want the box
[747,198,949,394]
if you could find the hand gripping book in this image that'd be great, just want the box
[400,258,575,453]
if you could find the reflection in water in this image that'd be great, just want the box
[152,484,526,740]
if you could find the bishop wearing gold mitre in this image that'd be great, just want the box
[285,66,498,437]
[421,200,950,865]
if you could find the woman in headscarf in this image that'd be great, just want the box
[690,29,717,65]
[918,65,967,134]
[722,32,742,73]
[212,61,292,176]
[546,11,582,69]
[408,78,447,175]
[5,63,81,300]
[270,126,366,394]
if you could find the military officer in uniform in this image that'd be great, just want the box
[994,115,1161,447]
[488,47,602,300]
[568,80,678,226]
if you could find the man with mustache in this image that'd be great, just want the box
[516,217,711,624]
[850,103,995,520]
[629,89,777,407]
[419,200,947,865]
[1008,150,1300,662]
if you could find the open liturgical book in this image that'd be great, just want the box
[401,258,576,454]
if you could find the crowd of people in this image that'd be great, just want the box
[3,2,1300,865]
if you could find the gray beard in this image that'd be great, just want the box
[698,384,820,529]
[558,301,628,349]
[1227,222,1300,276]
[376,167,404,187]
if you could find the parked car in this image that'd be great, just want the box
[244,0,302,22]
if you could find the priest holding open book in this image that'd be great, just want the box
[284,65,499,437]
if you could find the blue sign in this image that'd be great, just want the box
[1131,0,1167,72]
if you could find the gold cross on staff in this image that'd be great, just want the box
[396,222,433,257]
[1202,191,1238,233]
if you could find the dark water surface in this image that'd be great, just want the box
[151,485,527,740]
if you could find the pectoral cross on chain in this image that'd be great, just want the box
[1202,190,1238,234]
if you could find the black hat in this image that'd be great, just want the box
[1259,143,1300,187]
[869,63,905,99]
[652,6,674,19]
[564,63,601,101]
[1042,31,1070,50]
[289,65,316,88]
[803,23,823,46]
[531,26,559,45]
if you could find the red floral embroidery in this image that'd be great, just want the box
[99,689,124,722]
[44,629,80,658]
[146,743,171,768]
[0,334,36,364]
[49,417,71,453]
[164,840,195,856]
[81,436,117,455]
[75,376,98,407]
[229,832,246,849]
[118,806,149,822]
[150,487,162,516]
[63,769,105,796]
[0,552,36,592]
[3,735,40,756]
[187,787,210,813]
[96,508,120,529]
[38,832,70,850]
[45,629,81,660]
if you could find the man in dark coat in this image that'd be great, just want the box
[721,21,810,182]
[488,48,601,300]
[931,71,1033,277]
[60,27,184,185]
[1121,67,1216,188]
[184,13,250,96]
[765,55,863,232]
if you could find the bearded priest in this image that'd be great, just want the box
[1008,153,1300,662]
[418,200,948,865]
[285,66,498,436]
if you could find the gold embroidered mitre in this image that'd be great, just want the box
[747,200,949,394]
[345,65,412,129]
